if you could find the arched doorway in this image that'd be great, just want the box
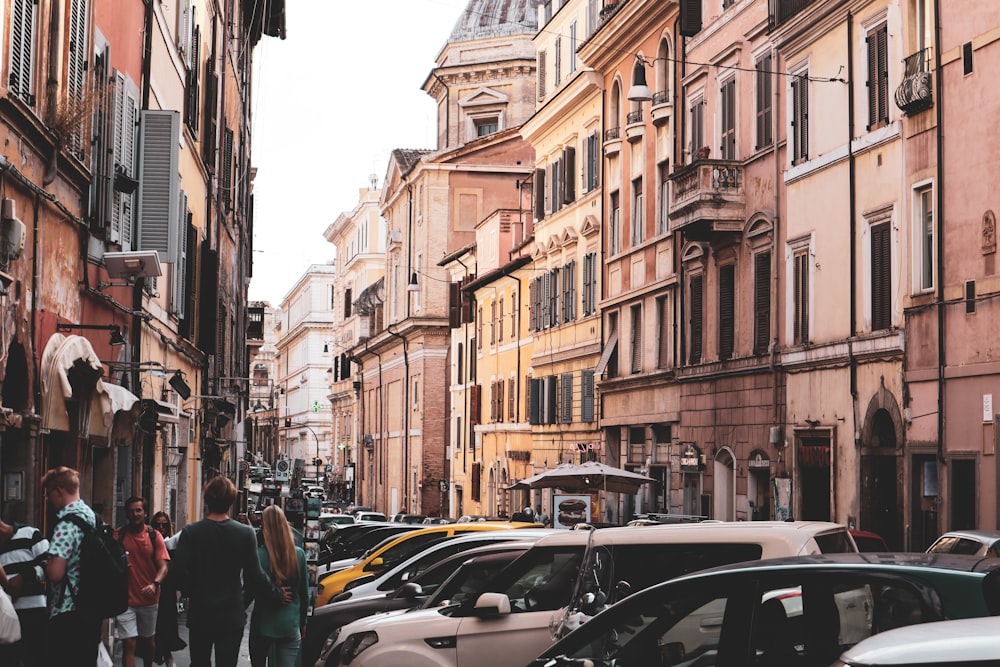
[713,447,735,521]
[861,385,903,550]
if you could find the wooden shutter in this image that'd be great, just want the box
[529,378,542,425]
[581,371,595,422]
[756,55,772,149]
[754,251,771,354]
[171,191,189,317]
[719,264,735,360]
[222,127,234,212]
[867,26,889,130]
[658,296,671,368]
[449,282,461,328]
[720,79,736,160]
[9,0,37,104]
[537,50,546,100]
[545,376,558,424]
[508,378,516,421]
[689,274,703,364]
[631,306,643,373]
[563,146,576,203]
[679,0,702,36]
[469,384,481,425]
[67,0,89,157]
[561,373,573,423]
[871,223,891,330]
[534,168,546,222]
[794,252,809,344]
[137,110,181,263]
[185,26,201,133]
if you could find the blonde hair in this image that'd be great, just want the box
[261,505,298,585]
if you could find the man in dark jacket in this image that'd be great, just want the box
[171,475,290,667]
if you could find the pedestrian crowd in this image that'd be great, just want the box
[0,467,305,667]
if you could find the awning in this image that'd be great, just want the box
[143,398,179,425]
[40,333,139,438]
[594,329,619,376]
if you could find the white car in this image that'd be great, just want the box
[329,521,857,667]
[834,616,1000,665]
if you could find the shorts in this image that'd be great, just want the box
[115,603,158,639]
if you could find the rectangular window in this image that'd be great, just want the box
[657,295,671,369]
[871,222,892,330]
[583,252,597,315]
[794,250,810,344]
[562,146,576,204]
[498,296,505,342]
[915,185,934,292]
[658,161,671,235]
[755,54,773,149]
[528,378,542,425]
[511,290,518,338]
[560,373,573,423]
[508,378,516,421]
[562,261,576,323]
[477,306,483,349]
[689,274,703,364]
[609,192,621,255]
[963,42,973,75]
[545,376,558,424]
[534,167,546,221]
[630,304,643,373]
[554,37,562,86]
[720,78,736,160]
[581,370,595,422]
[344,288,353,318]
[690,99,705,159]
[537,50,547,100]
[549,269,560,328]
[965,280,976,314]
[792,72,809,163]
[754,251,771,354]
[867,24,889,130]
[490,299,496,345]
[9,0,38,105]
[631,178,644,246]
[719,264,735,359]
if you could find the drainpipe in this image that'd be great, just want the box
[932,0,945,475]
[847,14,859,526]
[771,44,781,430]
[371,346,383,506]
[455,255,471,478]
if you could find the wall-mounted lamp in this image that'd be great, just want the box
[628,56,653,102]
[57,322,127,346]
[407,272,419,293]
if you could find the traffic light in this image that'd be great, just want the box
[313,458,322,466]
[284,417,292,428]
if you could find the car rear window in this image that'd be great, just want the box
[814,530,858,554]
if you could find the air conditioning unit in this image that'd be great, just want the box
[1,199,25,262]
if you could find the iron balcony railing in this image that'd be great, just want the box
[626,110,643,124]
[895,47,933,114]
[604,126,621,142]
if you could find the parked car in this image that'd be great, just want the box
[318,524,421,574]
[354,511,389,523]
[850,528,890,552]
[327,520,859,667]
[926,529,1000,557]
[391,513,428,524]
[422,517,453,525]
[305,485,327,499]
[304,533,549,666]
[833,616,1000,666]
[531,553,1000,667]
[315,521,541,606]
[320,513,356,530]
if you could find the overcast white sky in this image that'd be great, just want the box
[248,0,468,305]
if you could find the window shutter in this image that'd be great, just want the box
[469,384,481,425]
[201,58,218,168]
[561,373,573,423]
[754,251,771,354]
[581,370,595,422]
[563,146,576,203]
[137,110,181,264]
[658,296,671,368]
[877,26,889,126]
[185,26,201,133]
[720,79,736,160]
[534,168,546,221]
[537,50,547,100]
[497,380,504,423]
[449,282,462,328]
[867,34,877,129]
[67,0,89,157]
[871,223,891,330]
[756,55,772,149]
[508,378,515,421]
[719,264,735,359]
[222,127,234,212]
[198,243,218,350]
[689,274,703,364]
[794,252,809,344]
[679,0,702,36]
[545,376,558,424]
[529,378,541,425]
[9,0,37,104]
[171,190,189,317]
[631,307,643,373]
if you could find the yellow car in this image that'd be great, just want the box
[315,522,537,606]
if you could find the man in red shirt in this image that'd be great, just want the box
[116,496,170,667]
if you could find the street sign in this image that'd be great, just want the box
[325,464,333,473]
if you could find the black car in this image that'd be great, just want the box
[307,542,532,667]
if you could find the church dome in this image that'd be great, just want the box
[447,0,538,42]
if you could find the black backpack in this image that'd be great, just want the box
[58,513,129,618]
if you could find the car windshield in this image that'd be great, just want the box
[364,532,454,571]
[424,550,524,608]
[465,545,584,615]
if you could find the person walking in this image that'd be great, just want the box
[248,505,308,667]
[150,512,185,666]
[115,497,170,667]
[170,475,291,667]
[42,466,102,666]
[0,514,49,666]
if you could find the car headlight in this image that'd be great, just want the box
[341,631,379,664]
[319,628,342,659]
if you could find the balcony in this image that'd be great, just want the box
[604,126,622,157]
[668,159,745,240]
[651,90,672,127]
[895,48,933,115]
[625,110,644,143]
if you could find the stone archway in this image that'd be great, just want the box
[713,447,736,521]
[860,382,904,549]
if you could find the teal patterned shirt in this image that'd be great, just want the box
[47,499,96,617]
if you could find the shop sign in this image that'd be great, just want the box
[748,449,771,470]
[680,442,703,472]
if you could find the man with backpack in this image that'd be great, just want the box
[0,514,49,666]
[42,466,103,666]
[115,496,169,667]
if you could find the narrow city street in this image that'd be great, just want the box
[111,610,254,667]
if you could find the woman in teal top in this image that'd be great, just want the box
[249,506,309,667]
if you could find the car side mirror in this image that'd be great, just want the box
[394,582,423,600]
[472,592,511,618]
[364,557,384,572]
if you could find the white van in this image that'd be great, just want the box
[330,521,857,667]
